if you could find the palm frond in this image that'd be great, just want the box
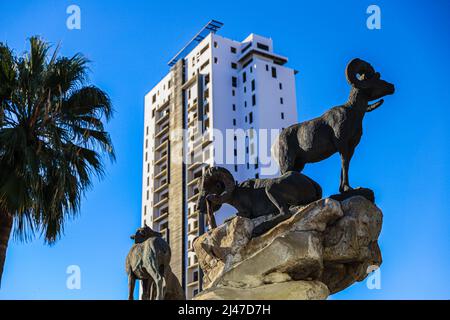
[0,37,115,244]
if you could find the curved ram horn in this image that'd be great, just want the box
[203,166,235,195]
[345,58,375,88]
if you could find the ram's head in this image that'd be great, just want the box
[130,224,162,244]
[346,58,395,107]
[196,166,236,217]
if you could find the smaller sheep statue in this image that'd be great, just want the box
[125,225,185,300]
[196,166,322,237]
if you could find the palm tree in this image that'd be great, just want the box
[0,37,115,286]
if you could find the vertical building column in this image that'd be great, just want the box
[168,60,186,288]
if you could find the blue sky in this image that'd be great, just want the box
[0,0,449,300]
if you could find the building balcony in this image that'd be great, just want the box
[187,222,199,235]
[187,193,200,204]
[154,181,168,194]
[187,209,198,219]
[187,161,203,172]
[154,153,168,166]
[155,136,169,149]
[156,98,170,112]
[155,126,169,139]
[153,196,169,208]
[187,113,198,126]
[154,168,168,180]
[153,210,169,223]
[187,280,199,287]
[156,112,169,126]
[154,139,168,153]
[187,176,200,187]
[187,102,198,113]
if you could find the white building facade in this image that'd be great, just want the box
[142,21,298,299]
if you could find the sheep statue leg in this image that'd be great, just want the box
[251,184,293,237]
[128,273,136,300]
[146,250,167,300]
[338,145,356,193]
[141,279,149,300]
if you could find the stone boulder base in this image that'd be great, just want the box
[193,196,382,300]
[195,280,329,300]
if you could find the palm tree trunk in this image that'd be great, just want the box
[0,210,13,288]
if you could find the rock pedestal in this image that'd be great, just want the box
[193,196,382,300]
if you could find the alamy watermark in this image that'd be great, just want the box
[66,5,81,30]
[169,123,281,176]
[366,265,381,290]
[367,5,381,30]
[66,265,81,290]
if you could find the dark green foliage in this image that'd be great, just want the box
[0,37,115,244]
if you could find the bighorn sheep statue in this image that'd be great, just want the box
[197,166,322,236]
[275,58,395,193]
[125,225,185,300]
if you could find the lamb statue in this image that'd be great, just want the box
[125,225,185,300]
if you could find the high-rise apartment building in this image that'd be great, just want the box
[142,20,298,299]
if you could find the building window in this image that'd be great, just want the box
[245,116,248,123]
[280,97,284,104]
[205,73,210,85]
[252,94,256,106]
[232,104,236,111]
[272,67,277,78]
[265,64,269,71]
[231,62,237,69]
[244,101,247,107]
[233,119,236,126]
[243,72,247,83]
[214,57,218,64]
[255,173,259,179]
[152,94,156,103]
[251,80,255,91]
[249,112,253,124]
[241,42,251,54]
[200,43,210,55]
[232,90,235,96]
[214,41,218,48]
[234,165,238,172]
[232,76,237,87]
[279,82,283,90]
[200,60,209,71]
[257,42,269,51]
[281,112,285,120]
[230,46,237,53]
[244,86,247,93]
[193,271,199,282]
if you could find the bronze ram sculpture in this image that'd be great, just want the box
[196,166,322,237]
[274,58,395,193]
[125,225,185,300]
